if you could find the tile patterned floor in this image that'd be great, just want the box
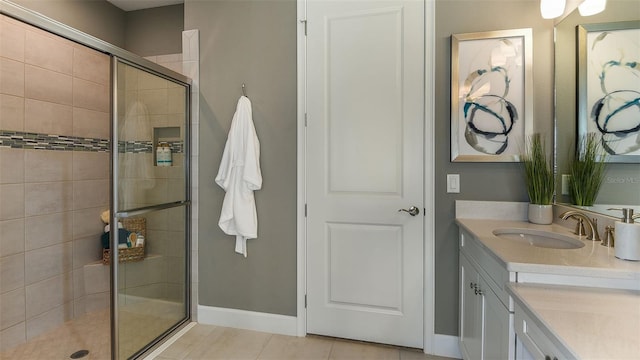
[154,324,456,360]
[2,313,456,360]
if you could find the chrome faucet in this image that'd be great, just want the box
[559,210,601,242]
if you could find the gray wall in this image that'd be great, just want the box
[434,0,554,335]
[185,0,299,316]
[11,0,126,47]
[125,4,184,57]
[186,0,554,335]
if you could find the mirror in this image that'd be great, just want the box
[554,0,640,217]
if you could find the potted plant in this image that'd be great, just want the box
[569,133,607,206]
[522,133,555,224]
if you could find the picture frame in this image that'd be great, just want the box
[578,21,640,163]
[450,28,533,162]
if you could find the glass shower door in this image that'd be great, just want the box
[111,58,190,359]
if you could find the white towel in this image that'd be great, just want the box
[215,96,262,257]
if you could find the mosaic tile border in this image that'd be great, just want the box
[119,140,152,153]
[0,130,184,154]
[118,140,183,154]
[0,131,109,152]
[164,140,184,154]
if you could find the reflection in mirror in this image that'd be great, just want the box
[577,21,640,161]
[554,0,640,218]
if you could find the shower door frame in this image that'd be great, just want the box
[110,56,192,359]
[0,2,193,359]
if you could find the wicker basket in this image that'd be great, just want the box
[122,217,146,237]
[102,217,146,265]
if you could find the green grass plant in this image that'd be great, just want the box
[522,133,555,205]
[569,133,607,206]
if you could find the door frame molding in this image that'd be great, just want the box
[423,0,436,353]
[296,0,308,339]
[296,0,436,354]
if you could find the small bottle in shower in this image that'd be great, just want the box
[156,142,164,166]
[161,142,172,167]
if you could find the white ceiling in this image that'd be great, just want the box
[107,0,184,12]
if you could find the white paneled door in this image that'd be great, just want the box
[305,0,425,348]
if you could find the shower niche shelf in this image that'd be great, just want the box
[153,126,181,167]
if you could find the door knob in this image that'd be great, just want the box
[398,206,420,216]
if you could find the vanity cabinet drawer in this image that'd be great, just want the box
[514,303,575,360]
[460,229,514,310]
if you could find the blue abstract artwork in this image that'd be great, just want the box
[451,29,532,162]
[583,26,640,158]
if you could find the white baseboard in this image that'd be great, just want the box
[198,305,298,337]
[198,305,460,358]
[431,334,462,359]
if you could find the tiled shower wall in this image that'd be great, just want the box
[0,15,198,351]
[0,14,110,349]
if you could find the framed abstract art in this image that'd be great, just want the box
[451,28,533,162]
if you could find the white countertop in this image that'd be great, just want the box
[456,210,640,360]
[507,282,640,360]
[456,218,640,280]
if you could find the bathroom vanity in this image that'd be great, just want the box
[456,206,640,360]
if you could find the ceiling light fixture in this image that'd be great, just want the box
[540,0,566,19]
[578,0,607,16]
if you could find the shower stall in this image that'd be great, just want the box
[0,2,192,359]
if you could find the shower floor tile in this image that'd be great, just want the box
[0,309,111,360]
[0,299,183,360]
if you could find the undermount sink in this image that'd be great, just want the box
[492,228,585,249]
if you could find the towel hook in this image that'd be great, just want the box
[242,83,248,97]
